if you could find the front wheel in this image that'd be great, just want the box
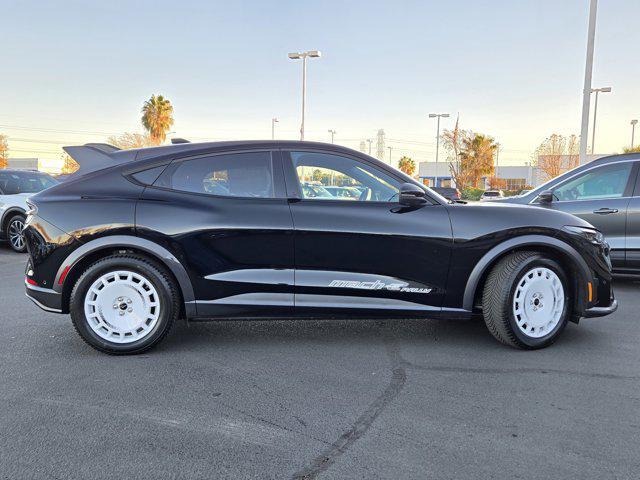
[7,214,27,253]
[482,251,571,349]
[70,253,180,354]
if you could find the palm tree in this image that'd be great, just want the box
[460,134,498,188]
[398,156,416,176]
[141,95,174,145]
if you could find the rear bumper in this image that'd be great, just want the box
[25,281,62,313]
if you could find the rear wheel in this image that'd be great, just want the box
[482,251,571,349]
[70,253,180,354]
[7,214,26,253]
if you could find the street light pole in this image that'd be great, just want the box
[388,146,393,166]
[367,139,373,156]
[327,129,336,143]
[288,50,321,141]
[631,120,638,149]
[271,117,279,140]
[590,86,611,154]
[428,113,449,187]
[579,0,598,165]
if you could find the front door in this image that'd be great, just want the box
[282,149,453,315]
[137,149,295,316]
[546,161,637,269]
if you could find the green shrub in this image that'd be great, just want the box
[461,187,484,201]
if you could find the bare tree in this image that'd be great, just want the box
[533,134,579,181]
[441,116,473,188]
[107,132,155,150]
[0,134,8,169]
[59,153,79,174]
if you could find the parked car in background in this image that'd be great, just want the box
[433,187,461,201]
[494,153,640,274]
[0,169,58,252]
[324,186,360,200]
[24,140,615,354]
[480,190,504,201]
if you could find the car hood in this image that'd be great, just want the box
[448,200,594,231]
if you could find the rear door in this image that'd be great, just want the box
[623,164,640,271]
[282,149,453,315]
[545,161,637,269]
[136,149,295,316]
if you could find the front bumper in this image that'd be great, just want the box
[584,297,618,318]
[25,280,62,313]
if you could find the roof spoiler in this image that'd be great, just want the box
[62,143,125,179]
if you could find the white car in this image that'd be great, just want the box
[0,170,58,252]
[480,189,505,201]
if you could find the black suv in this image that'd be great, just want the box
[24,141,616,354]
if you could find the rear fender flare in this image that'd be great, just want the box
[462,235,592,312]
[53,235,196,316]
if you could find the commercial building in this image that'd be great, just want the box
[418,154,608,190]
[6,158,39,170]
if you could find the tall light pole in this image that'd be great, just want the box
[590,86,611,154]
[579,0,598,165]
[271,117,279,140]
[388,146,393,166]
[328,129,336,143]
[288,50,321,141]
[428,113,449,187]
[367,139,373,155]
[631,120,638,149]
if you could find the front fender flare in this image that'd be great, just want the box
[462,234,592,312]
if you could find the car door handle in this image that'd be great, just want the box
[593,208,619,215]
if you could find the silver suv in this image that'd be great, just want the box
[495,153,640,274]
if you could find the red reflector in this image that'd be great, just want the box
[58,266,71,285]
[26,277,38,286]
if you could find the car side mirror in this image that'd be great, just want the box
[399,183,427,206]
[538,190,554,204]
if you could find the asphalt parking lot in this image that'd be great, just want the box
[1,247,639,480]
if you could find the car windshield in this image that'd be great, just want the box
[0,171,58,194]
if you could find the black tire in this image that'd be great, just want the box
[69,253,180,354]
[6,214,27,253]
[482,251,571,349]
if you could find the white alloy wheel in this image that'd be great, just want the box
[83,270,161,344]
[512,267,565,338]
[8,218,25,251]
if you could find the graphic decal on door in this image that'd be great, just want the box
[328,279,432,294]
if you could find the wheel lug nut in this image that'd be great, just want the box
[119,311,125,316]
[113,304,118,309]
[127,299,132,304]
[117,297,123,302]
[128,308,133,312]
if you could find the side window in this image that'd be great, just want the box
[155,151,274,198]
[290,151,401,202]
[553,163,633,201]
[131,165,168,185]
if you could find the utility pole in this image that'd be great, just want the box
[271,117,279,140]
[428,113,449,187]
[367,139,373,155]
[579,0,598,165]
[388,146,393,166]
[630,120,637,149]
[288,50,321,140]
[495,145,500,179]
[327,129,336,143]
[376,129,385,161]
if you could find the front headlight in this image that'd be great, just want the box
[564,225,606,245]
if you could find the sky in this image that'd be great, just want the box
[2,0,639,172]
